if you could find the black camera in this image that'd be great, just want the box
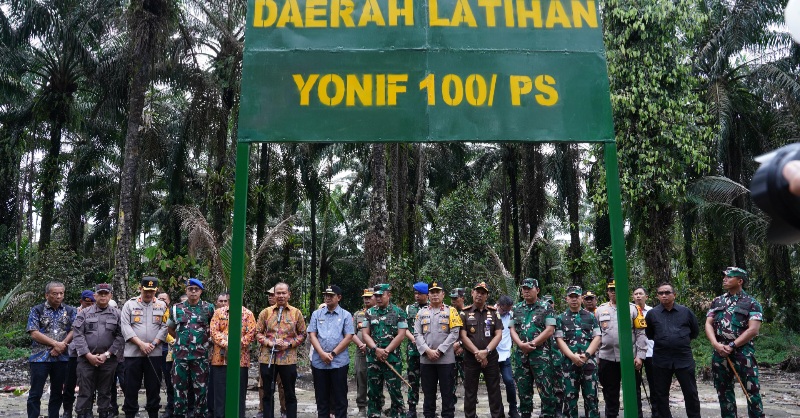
[751,143,800,244]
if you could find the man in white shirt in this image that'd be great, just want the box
[496,295,520,418]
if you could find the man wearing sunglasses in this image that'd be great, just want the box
[645,283,700,417]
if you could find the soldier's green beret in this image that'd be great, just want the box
[449,288,465,298]
[521,278,539,288]
[373,283,391,295]
[723,267,748,279]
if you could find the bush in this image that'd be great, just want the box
[0,346,29,360]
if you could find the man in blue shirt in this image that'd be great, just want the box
[308,285,354,418]
[495,295,520,418]
[26,281,78,418]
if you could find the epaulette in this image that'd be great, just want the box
[487,305,496,310]
[463,304,473,310]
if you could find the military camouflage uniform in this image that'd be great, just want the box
[511,299,557,417]
[550,332,565,416]
[365,303,408,418]
[354,307,369,412]
[555,308,601,418]
[406,301,427,415]
[167,300,215,418]
[707,290,764,418]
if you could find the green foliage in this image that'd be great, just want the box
[0,346,29,361]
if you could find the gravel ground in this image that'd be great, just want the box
[2,358,799,417]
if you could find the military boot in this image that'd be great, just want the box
[508,408,521,418]
[62,411,74,418]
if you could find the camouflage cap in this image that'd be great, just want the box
[521,278,539,288]
[542,294,554,304]
[723,266,748,279]
[567,285,583,296]
[373,283,391,295]
[449,288,465,298]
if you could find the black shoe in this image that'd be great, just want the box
[509,409,521,418]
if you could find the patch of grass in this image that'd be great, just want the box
[0,346,29,360]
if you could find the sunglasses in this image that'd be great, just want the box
[657,291,673,296]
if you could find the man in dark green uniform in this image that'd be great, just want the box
[362,283,408,418]
[351,288,375,417]
[460,282,505,418]
[509,278,557,418]
[543,294,566,417]
[167,278,215,418]
[704,267,765,418]
[405,282,428,418]
[554,286,601,418]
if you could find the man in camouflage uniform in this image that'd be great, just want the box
[362,283,408,418]
[405,282,429,418]
[167,278,216,418]
[554,286,601,418]
[509,278,557,418]
[351,288,375,417]
[543,294,566,417]
[704,267,765,418]
[448,288,466,403]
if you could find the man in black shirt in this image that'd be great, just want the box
[644,282,700,418]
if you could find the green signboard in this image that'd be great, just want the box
[228,2,636,417]
[238,0,614,142]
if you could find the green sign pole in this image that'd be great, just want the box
[604,141,637,415]
[225,142,251,418]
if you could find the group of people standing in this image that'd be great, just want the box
[25,266,766,418]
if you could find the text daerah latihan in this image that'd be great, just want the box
[253,0,597,29]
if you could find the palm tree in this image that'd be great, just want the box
[114,0,179,298]
[0,0,121,249]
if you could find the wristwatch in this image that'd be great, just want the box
[728,341,736,348]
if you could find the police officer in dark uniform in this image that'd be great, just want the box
[71,283,125,418]
[459,281,505,418]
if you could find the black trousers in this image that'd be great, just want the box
[644,357,660,418]
[75,356,118,414]
[652,363,701,418]
[260,363,298,418]
[63,357,78,412]
[311,365,348,418]
[598,359,643,418]
[211,365,248,418]
[123,356,164,416]
[420,363,456,418]
[28,361,68,418]
[463,356,504,418]
[162,360,175,415]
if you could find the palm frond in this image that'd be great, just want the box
[687,176,749,204]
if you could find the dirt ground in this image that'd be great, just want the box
[2,358,800,417]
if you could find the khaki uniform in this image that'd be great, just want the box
[460,305,505,418]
